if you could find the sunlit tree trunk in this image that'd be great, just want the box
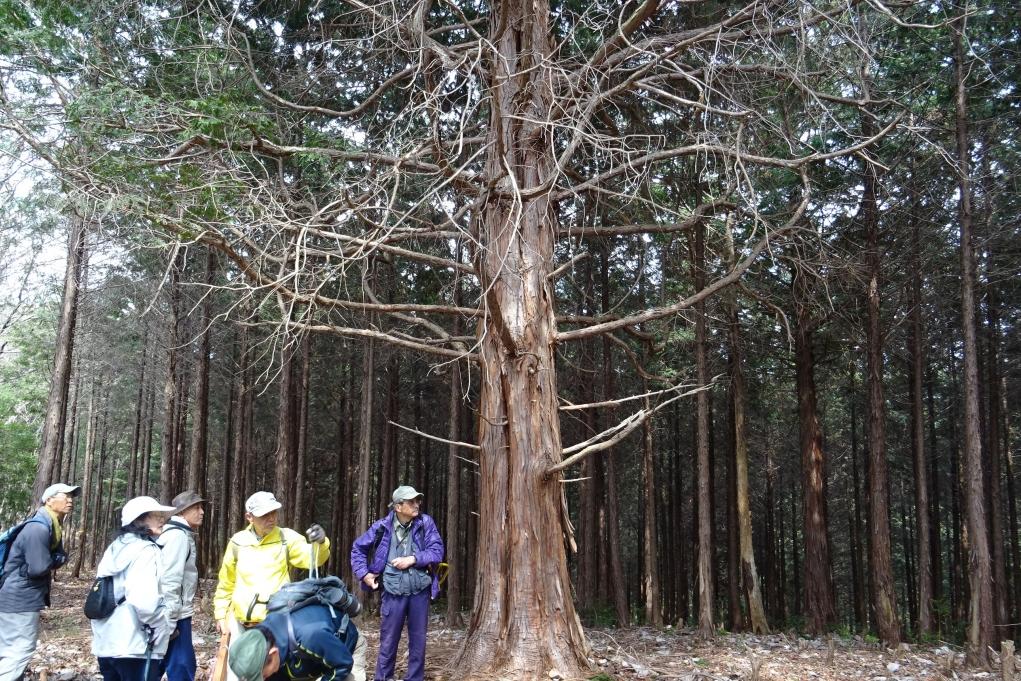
[452,2,590,674]
[34,216,87,502]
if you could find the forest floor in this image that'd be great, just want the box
[26,577,1012,681]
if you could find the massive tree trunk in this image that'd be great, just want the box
[863,127,902,646]
[452,2,589,675]
[33,215,87,502]
[791,265,836,635]
[953,16,995,667]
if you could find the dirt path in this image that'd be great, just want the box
[24,577,1006,680]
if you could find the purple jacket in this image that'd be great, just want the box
[350,512,444,600]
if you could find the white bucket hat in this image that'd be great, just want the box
[121,496,176,526]
[245,491,282,517]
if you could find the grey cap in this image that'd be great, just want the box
[390,485,424,507]
[171,490,206,514]
[40,483,81,503]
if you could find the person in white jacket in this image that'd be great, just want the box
[158,491,205,681]
[91,496,176,681]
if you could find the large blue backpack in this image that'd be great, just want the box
[0,517,47,584]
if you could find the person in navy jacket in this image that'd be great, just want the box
[227,602,365,681]
[350,486,444,681]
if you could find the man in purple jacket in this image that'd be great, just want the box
[350,486,443,681]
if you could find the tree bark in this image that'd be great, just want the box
[127,327,149,498]
[953,15,996,666]
[692,219,715,639]
[863,123,902,645]
[910,214,934,636]
[71,379,100,579]
[186,249,216,498]
[445,353,464,627]
[33,215,87,502]
[642,397,662,627]
[294,332,312,530]
[274,338,298,521]
[724,227,768,634]
[355,338,375,533]
[452,2,590,673]
[792,265,836,635]
[160,251,182,499]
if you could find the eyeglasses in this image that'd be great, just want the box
[399,499,422,506]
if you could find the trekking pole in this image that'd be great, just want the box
[142,626,154,681]
[309,542,318,580]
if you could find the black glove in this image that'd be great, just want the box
[305,523,326,544]
[50,550,68,570]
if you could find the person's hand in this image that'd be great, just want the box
[362,573,379,590]
[50,550,68,570]
[305,523,326,544]
[217,619,229,635]
[390,556,416,570]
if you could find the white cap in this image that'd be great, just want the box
[41,483,81,503]
[121,496,176,526]
[245,491,282,518]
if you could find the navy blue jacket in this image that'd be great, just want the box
[257,604,359,681]
[0,508,63,613]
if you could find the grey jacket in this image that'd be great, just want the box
[0,508,63,613]
[157,516,198,622]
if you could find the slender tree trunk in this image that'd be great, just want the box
[274,338,298,521]
[160,252,182,499]
[690,220,715,638]
[60,370,81,484]
[792,266,836,635]
[724,228,768,634]
[642,397,662,627]
[985,285,1008,627]
[445,354,464,627]
[909,217,934,636]
[926,366,944,612]
[849,364,866,629]
[355,338,375,533]
[186,250,216,498]
[863,121,902,645]
[127,328,149,498]
[71,379,100,579]
[953,16,995,666]
[294,333,312,530]
[231,321,252,536]
[34,216,87,501]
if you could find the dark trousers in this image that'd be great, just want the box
[97,656,161,681]
[163,618,196,681]
[374,589,429,681]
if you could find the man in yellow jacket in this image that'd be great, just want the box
[213,491,331,637]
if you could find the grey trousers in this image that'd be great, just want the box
[0,610,41,681]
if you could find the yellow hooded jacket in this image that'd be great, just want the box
[213,525,330,623]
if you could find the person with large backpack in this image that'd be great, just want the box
[0,482,80,681]
[157,490,207,681]
[350,486,444,681]
[90,496,177,681]
[213,491,331,681]
[226,578,366,681]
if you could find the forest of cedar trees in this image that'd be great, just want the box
[0,0,1018,678]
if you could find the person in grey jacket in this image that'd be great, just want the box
[0,482,80,681]
[91,496,176,681]
[158,491,206,681]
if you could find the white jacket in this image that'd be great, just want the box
[157,517,197,622]
[90,533,172,659]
